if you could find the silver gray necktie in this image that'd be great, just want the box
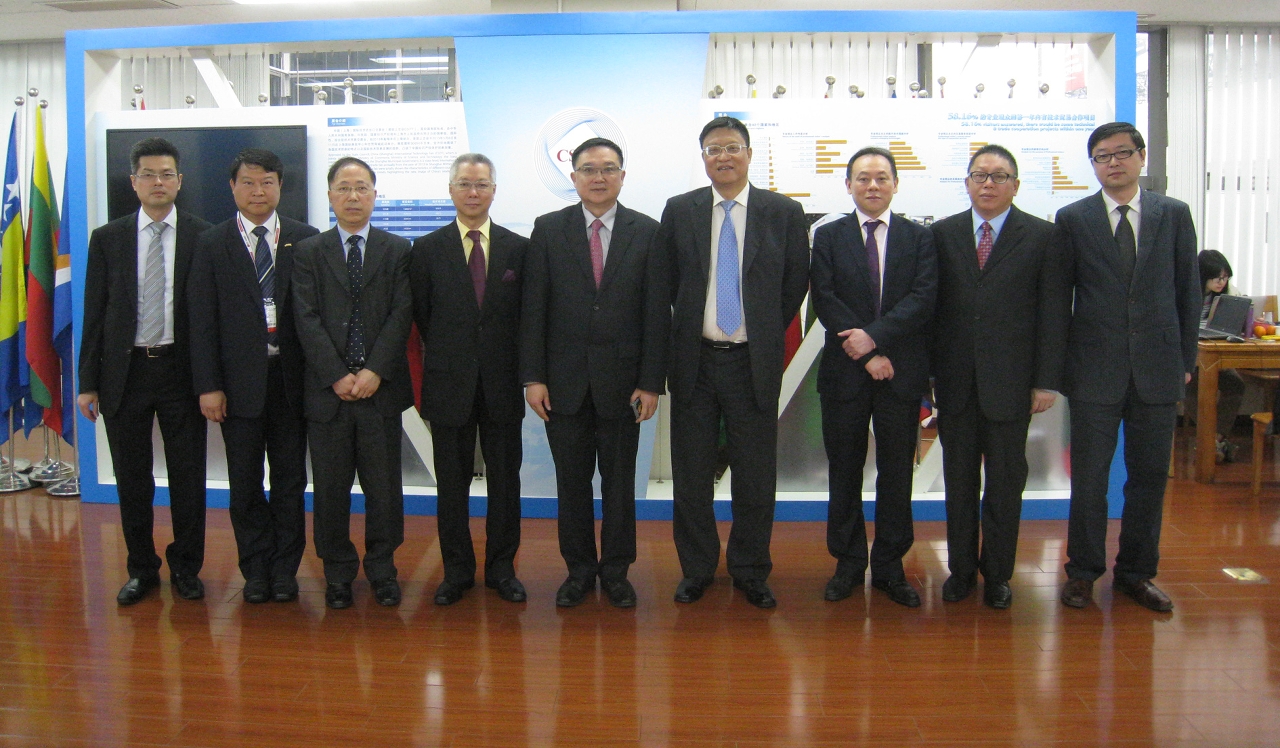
[138,221,166,345]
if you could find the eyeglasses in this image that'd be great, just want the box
[968,171,1014,184]
[574,166,621,178]
[134,171,179,183]
[451,181,495,192]
[701,143,747,157]
[1090,148,1141,164]
[330,185,372,196]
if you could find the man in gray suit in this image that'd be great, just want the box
[1056,122,1199,613]
[656,116,810,609]
[293,157,414,610]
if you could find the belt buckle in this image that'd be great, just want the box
[145,345,165,358]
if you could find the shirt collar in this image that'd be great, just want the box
[239,211,278,233]
[1102,187,1142,216]
[137,205,177,233]
[336,223,371,249]
[455,217,491,243]
[582,203,618,232]
[854,207,891,227]
[713,183,750,209]
[972,206,1012,237]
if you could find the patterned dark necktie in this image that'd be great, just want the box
[253,225,276,346]
[977,221,993,270]
[344,235,365,371]
[467,229,486,307]
[864,219,883,319]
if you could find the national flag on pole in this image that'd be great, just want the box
[53,161,72,446]
[25,106,60,436]
[0,113,27,442]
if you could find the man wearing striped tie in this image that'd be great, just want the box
[656,117,810,609]
[188,149,319,605]
[78,137,212,605]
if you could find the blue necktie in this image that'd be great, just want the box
[253,226,276,347]
[716,199,741,336]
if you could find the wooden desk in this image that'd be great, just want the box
[1196,339,1280,482]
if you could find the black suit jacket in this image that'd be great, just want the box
[79,209,212,418]
[930,205,1067,421]
[188,215,319,419]
[411,220,528,427]
[291,226,414,422]
[811,211,937,401]
[658,185,809,410]
[520,202,668,419]
[1056,190,1200,405]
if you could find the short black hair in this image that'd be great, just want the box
[327,156,376,186]
[699,116,750,148]
[572,137,624,168]
[1086,122,1146,155]
[230,148,284,182]
[1199,249,1233,293]
[846,146,897,181]
[130,137,180,173]
[967,144,1018,177]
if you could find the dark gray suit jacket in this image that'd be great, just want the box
[79,209,211,418]
[410,220,528,427]
[292,226,414,422]
[931,205,1067,421]
[811,211,936,401]
[188,215,319,419]
[657,185,809,411]
[520,202,668,419]
[1056,190,1200,406]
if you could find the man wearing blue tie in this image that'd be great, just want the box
[656,117,810,608]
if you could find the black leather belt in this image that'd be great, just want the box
[133,344,173,358]
[701,339,748,351]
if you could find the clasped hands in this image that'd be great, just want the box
[333,369,382,401]
[839,327,894,380]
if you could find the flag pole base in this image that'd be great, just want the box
[1,457,33,474]
[46,477,79,497]
[30,461,75,484]
[0,471,31,492]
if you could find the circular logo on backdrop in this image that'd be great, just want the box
[534,108,628,202]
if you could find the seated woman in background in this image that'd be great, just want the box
[1187,250,1246,462]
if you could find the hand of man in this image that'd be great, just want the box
[349,369,382,399]
[526,383,551,421]
[332,373,359,401]
[631,389,660,423]
[77,392,99,422]
[1186,371,1192,385]
[865,354,894,380]
[1031,388,1057,414]
[199,391,227,422]
[838,328,876,359]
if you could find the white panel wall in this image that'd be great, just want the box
[0,41,67,212]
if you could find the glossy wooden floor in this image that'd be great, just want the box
[2,427,1278,747]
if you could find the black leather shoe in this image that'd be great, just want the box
[674,577,712,604]
[325,582,353,609]
[823,574,860,602]
[871,578,921,608]
[434,578,475,606]
[1113,578,1173,612]
[1060,578,1093,609]
[271,576,299,602]
[942,572,977,603]
[555,576,593,608]
[601,578,637,608]
[732,578,777,609]
[983,581,1013,610]
[116,576,159,606]
[373,578,401,607]
[486,577,527,603]
[171,573,205,601]
[243,578,270,604]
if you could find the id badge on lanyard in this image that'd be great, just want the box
[239,215,280,335]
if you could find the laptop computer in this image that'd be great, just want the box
[1199,294,1251,341]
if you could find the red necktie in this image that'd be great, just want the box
[589,218,604,288]
[467,229,486,307]
[977,221,993,270]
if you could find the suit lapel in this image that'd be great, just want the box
[482,225,510,314]
[1134,191,1162,277]
[441,222,479,313]
[982,207,1022,274]
[173,214,197,302]
[742,186,763,275]
[564,205,597,290]
[118,216,141,317]
[692,188,713,287]
[322,229,352,294]
[599,205,635,292]
[361,229,385,290]
[1084,191,1124,276]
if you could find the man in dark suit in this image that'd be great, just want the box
[656,116,809,609]
[930,144,1067,610]
[188,148,318,604]
[293,157,414,610]
[77,137,211,605]
[1057,122,1200,613]
[411,153,529,607]
[522,137,667,609]
[810,146,937,608]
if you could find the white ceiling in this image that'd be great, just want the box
[0,0,1276,44]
